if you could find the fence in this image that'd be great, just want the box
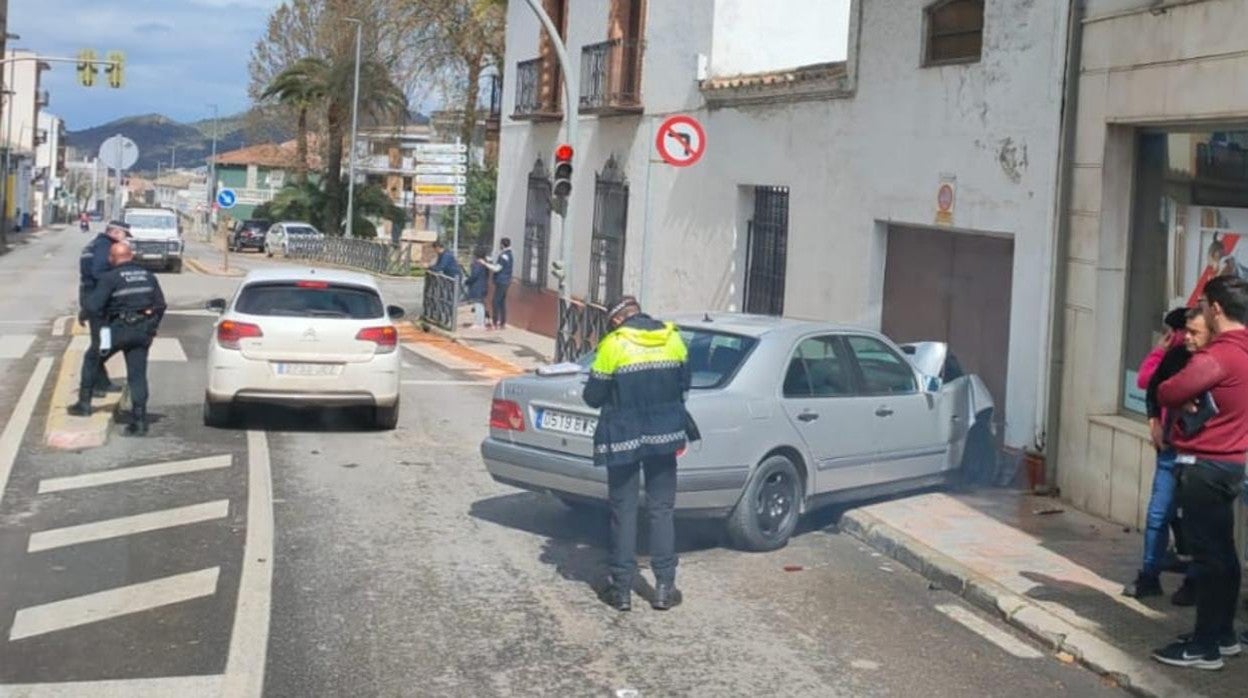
[555,297,609,362]
[286,236,414,276]
[421,270,459,332]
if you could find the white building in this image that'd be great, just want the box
[33,111,63,227]
[494,0,1072,454]
[1,49,47,227]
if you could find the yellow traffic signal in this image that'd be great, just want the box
[105,51,124,89]
[77,49,97,87]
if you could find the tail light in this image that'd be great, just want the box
[217,320,263,350]
[356,325,398,353]
[490,399,525,431]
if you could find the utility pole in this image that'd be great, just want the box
[206,103,218,232]
[344,17,362,239]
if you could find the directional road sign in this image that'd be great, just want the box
[415,195,468,207]
[216,188,237,209]
[415,152,468,165]
[415,143,468,154]
[415,174,467,186]
[415,163,467,175]
[415,184,467,196]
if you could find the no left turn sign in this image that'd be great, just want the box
[656,114,706,167]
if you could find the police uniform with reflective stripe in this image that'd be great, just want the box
[80,262,167,413]
[78,233,116,390]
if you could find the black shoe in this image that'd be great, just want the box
[1178,632,1241,657]
[1123,572,1163,599]
[66,402,92,417]
[1152,640,1223,670]
[651,583,682,611]
[1171,580,1196,607]
[597,584,631,612]
[124,409,149,437]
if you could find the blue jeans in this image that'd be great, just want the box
[1142,449,1180,576]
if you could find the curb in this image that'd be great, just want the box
[184,256,244,277]
[44,324,126,450]
[398,321,527,379]
[839,508,1198,698]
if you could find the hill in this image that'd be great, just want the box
[67,112,289,174]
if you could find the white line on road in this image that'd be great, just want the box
[934,604,1044,659]
[402,379,496,386]
[0,675,223,697]
[0,334,36,359]
[0,357,53,500]
[51,315,72,337]
[0,320,45,324]
[8,567,221,641]
[27,500,231,553]
[164,309,219,318]
[38,455,233,494]
[221,431,274,698]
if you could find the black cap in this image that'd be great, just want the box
[1164,307,1188,331]
[607,295,640,324]
[107,220,132,237]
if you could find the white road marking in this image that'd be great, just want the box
[402,379,496,386]
[0,334,36,359]
[148,337,188,362]
[51,315,72,337]
[38,455,233,494]
[935,604,1045,659]
[0,675,223,697]
[221,431,274,698]
[0,320,44,324]
[164,309,219,318]
[0,357,54,499]
[27,500,231,553]
[8,567,221,641]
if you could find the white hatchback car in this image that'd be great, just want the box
[203,268,405,429]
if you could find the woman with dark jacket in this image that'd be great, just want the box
[464,245,496,330]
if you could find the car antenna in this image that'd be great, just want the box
[703,313,713,322]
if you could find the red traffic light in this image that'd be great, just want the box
[555,144,573,162]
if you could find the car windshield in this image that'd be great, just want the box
[125,214,177,229]
[235,282,383,319]
[573,327,756,389]
[286,226,318,236]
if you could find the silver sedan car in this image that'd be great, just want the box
[481,313,995,551]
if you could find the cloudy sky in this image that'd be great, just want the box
[9,0,282,130]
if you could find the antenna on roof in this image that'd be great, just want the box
[703,313,712,322]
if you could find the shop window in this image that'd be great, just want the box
[1121,130,1248,415]
[924,0,984,66]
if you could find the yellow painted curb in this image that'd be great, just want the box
[44,336,127,450]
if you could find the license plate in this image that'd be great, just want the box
[538,409,596,437]
[274,362,341,377]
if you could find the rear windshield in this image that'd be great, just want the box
[235,282,383,319]
[125,213,177,229]
[242,220,270,231]
[286,226,319,236]
[573,328,756,389]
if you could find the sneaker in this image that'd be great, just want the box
[1123,572,1163,599]
[651,583,683,611]
[596,577,631,612]
[1152,640,1224,670]
[1178,632,1241,657]
[1171,580,1196,607]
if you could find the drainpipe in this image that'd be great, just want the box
[1038,0,1087,491]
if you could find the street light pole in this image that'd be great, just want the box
[207,103,218,229]
[344,17,362,239]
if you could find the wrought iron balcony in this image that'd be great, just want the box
[579,39,644,115]
[513,57,561,121]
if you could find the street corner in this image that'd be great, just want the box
[44,338,128,451]
[184,256,245,278]
[397,321,527,380]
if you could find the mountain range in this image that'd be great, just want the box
[66,113,292,175]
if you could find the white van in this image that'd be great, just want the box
[123,207,184,273]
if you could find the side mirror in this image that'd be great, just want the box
[387,305,406,320]
[206,298,227,314]
[924,375,942,393]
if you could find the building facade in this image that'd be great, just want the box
[209,140,319,220]
[1054,0,1248,529]
[494,0,1072,454]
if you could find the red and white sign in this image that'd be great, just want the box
[656,115,706,167]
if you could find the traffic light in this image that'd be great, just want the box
[553,143,573,199]
[105,51,124,89]
[77,49,97,87]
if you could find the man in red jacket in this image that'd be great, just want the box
[1152,275,1248,670]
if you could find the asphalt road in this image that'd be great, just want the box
[0,226,1121,696]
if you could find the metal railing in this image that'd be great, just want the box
[421,270,459,332]
[514,57,560,118]
[555,297,609,362]
[579,38,643,113]
[285,236,414,276]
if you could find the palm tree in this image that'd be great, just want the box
[260,57,329,186]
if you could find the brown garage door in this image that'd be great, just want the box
[881,226,1013,433]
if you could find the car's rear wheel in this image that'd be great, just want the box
[203,398,234,428]
[373,400,399,430]
[725,454,802,552]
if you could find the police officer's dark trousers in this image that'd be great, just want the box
[607,453,678,589]
[77,316,111,398]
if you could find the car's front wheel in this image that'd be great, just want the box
[725,454,802,552]
[203,398,234,428]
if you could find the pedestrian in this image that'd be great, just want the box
[582,295,699,612]
[490,237,514,330]
[427,240,461,279]
[1151,275,1248,670]
[464,245,497,330]
[74,220,131,404]
[68,241,166,436]
[1123,307,1202,604]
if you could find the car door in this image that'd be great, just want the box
[844,334,947,482]
[778,335,880,493]
[268,224,284,252]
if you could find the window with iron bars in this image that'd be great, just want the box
[522,159,552,286]
[743,186,790,316]
[589,156,629,306]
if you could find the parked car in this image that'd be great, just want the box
[265,221,325,258]
[203,267,406,430]
[123,207,184,273]
[481,313,996,551]
[229,219,272,253]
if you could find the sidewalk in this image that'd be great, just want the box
[842,488,1245,697]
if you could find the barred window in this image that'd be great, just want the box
[589,156,628,306]
[522,159,551,286]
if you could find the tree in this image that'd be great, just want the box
[439,164,497,248]
[261,57,329,184]
[254,181,405,241]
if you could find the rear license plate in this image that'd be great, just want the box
[273,362,342,377]
[538,409,596,437]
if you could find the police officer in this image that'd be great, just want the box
[77,221,131,398]
[582,296,698,612]
[68,241,167,436]
[490,237,514,329]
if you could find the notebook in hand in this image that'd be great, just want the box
[1178,391,1218,436]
